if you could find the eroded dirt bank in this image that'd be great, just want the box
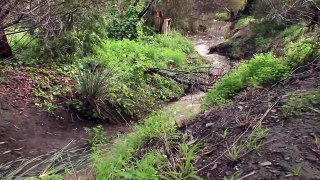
[187,69,320,179]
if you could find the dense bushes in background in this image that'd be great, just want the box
[106,6,141,40]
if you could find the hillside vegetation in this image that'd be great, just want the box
[0,0,319,179]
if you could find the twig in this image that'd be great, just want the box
[238,171,256,180]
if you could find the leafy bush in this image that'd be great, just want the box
[283,38,315,68]
[106,6,141,40]
[203,53,289,108]
[235,16,255,29]
[85,125,109,147]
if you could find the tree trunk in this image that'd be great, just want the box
[0,28,13,59]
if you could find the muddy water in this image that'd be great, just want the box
[170,34,230,127]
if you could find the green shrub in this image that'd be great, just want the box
[284,38,314,68]
[106,6,141,40]
[85,125,109,147]
[213,11,230,21]
[203,53,289,109]
[77,61,114,101]
[235,16,255,29]
[279,25,304,39]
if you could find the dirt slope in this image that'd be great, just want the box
[186,69,320,179]
[0,67,132,177]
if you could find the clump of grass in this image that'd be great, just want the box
[226,123,268,162]
[115,151,166,179]
[282,91,320,117]
[224,171,242,180]
[291,166,302,177]
[227,143,243,162]
[202,53,289,109]
[244,123,268,151]
[235,16,255,29]
[220,129,229,139]
[169,143,202,179]
[94,110,177,180]
[213,11,230,21]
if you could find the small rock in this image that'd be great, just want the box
[296,158,303,163]
[205,123,214,127]
[260,161,272,166]
[270,170,280,174]
[284,157,290,161]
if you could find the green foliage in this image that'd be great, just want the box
[8,32,40,65]
[220,129,229,139]
[89,33,196,117]
[94,110,177,180]
[279,25,304,39]
[106,6,141,40]
[170,143,202,180]
[213,11,230,21]
[282,91,320,117]
[283,38,314,68]
[235,16,255,29]
[115,151,166,179]
[77,61,114,101]
[291,166,302,177]
[227,142,243,162]
[244,123,268,151]
[149,32,196,55]
[85,125,109,147]
[40,11,107,62]
[203,53,289,108]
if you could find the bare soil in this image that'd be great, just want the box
[0,66,133,177]
[186,69,320,179]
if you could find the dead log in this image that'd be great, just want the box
[146,68,216,92]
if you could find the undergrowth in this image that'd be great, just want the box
[213,11,230,21]
[282,91,320,117]
[202,53,289,108]
[80,32,199,119]
[94,110,177,179]
[235,16,255,29]
[203,35,317,109]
